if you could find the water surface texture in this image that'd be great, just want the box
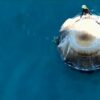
[1,0,100,100]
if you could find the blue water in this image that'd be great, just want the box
[1,0,100,100]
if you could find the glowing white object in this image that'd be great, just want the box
[58,14,100,57]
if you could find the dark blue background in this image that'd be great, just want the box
[0,0,100,100]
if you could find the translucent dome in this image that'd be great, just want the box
[57,14,100,71]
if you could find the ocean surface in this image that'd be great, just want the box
[1,0,100,100]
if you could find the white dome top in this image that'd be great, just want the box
[82,5,87,9]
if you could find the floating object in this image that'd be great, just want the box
[57,13,100,71]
